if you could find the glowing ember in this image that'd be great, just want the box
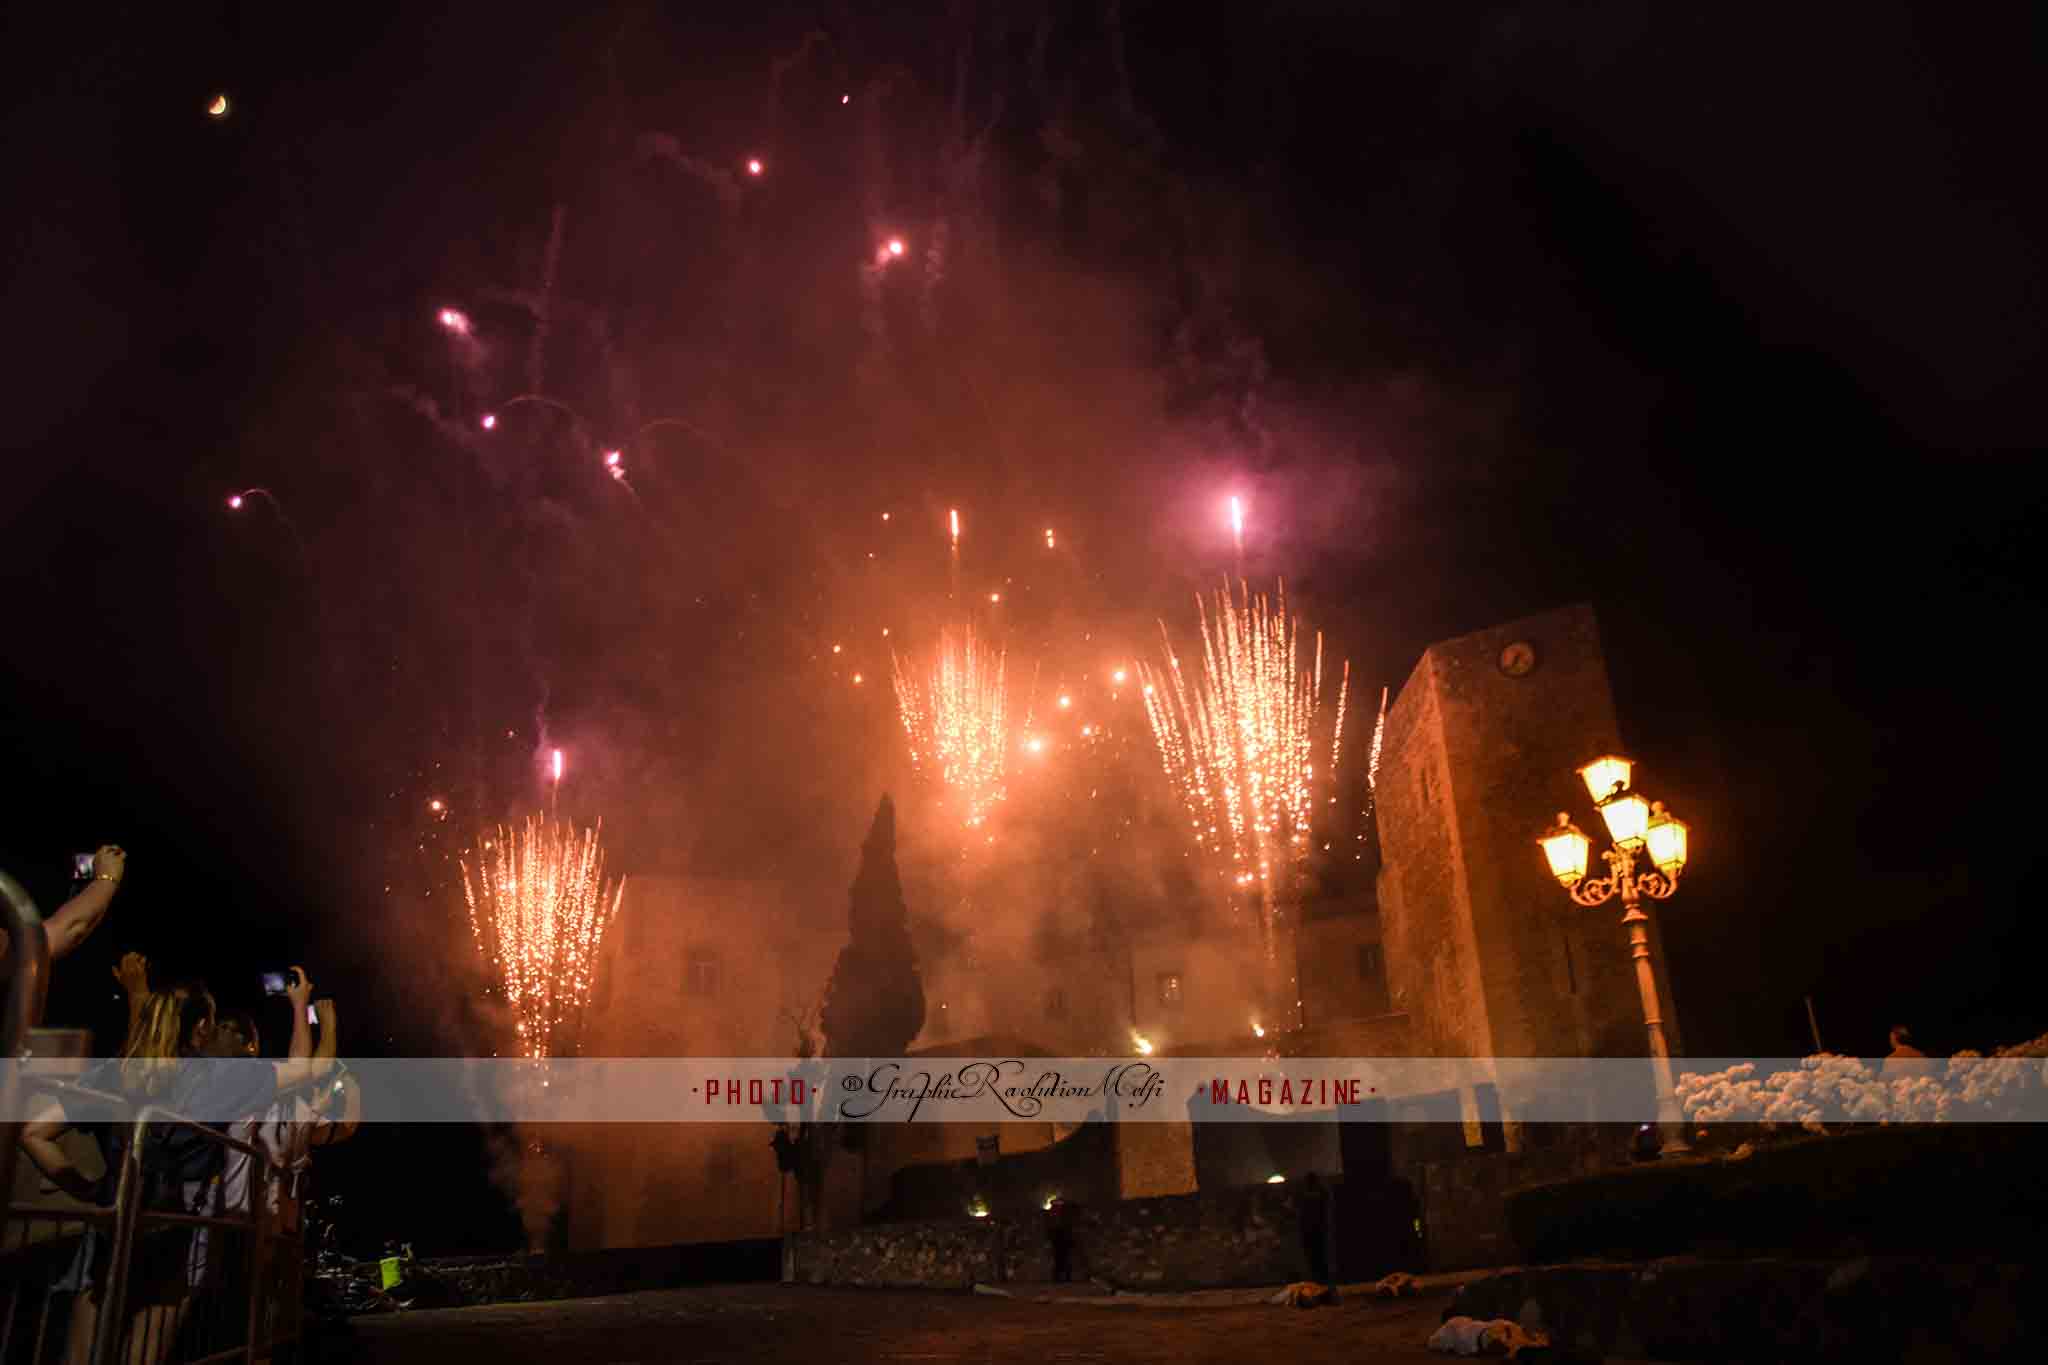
[852,673,863,685]
[461,816,625,1061]
[551,749,564,784]
[226,495,244,510]
[893,626,1010,828]
[949,508,960,545]
[887,238,906,257]
[1057,695,1071,709]
[1113,669,1127,685]
[1132,1033,1154,1056]
[437,308,470,334]
[1252,1022,1266,1038]
[989,592,1001,603]
[480,413,497,430]
[603,449,621,467]
[746,157,764,176]
[428,799,446,813]
[1137,581,1349,944]
[1045,528,1056,549]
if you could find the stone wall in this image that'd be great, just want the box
[874,1118,1123,1222]
[1417,1125,1630,1270]
[414,1240,781,1306]
[784,1219,1009,1290]
[790,1184,1309,1290]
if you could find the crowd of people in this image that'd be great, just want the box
[6,845,361,1364]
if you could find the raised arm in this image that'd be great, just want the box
[313,998,338,1063]
[43,846,126,960]
[273,968,334,1091]
[307,1001,358,1146]
[113,951,151,1040]
[287,968,313,1061]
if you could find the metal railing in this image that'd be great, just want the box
[3,870,307,1365]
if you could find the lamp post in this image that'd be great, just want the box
[1538,754,1692,1156]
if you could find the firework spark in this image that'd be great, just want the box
[461,816,625,1060]
[893,626,1010,828]
[1137,580,1348,942]
[1366,685,1388,816]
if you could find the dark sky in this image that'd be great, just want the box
[3,2,2042,1251]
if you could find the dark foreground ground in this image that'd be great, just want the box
[347,1283,1461,1364]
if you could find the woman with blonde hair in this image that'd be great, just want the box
[23,965,336,1365]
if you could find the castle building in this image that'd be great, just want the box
[565,603,1682,1258]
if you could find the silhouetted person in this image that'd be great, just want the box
[1046,1197,1076,1282]
[1298,1172,1330,1283]
[1884,1026,1940,1077]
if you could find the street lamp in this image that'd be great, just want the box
[1538,755,1693,1155]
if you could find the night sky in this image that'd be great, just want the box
[4,2,2042,1253]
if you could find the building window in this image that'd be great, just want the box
[1046,987,1069,1019]
[685,948,721,996]
[1157,972,1184,1008]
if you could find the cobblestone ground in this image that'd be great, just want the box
[346,1284,1460,1364]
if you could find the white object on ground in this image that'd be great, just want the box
[1428,1315,1549,1357]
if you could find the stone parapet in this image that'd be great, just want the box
[789,1184,1309,1291]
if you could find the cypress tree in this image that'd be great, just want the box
[820,795,927,1059]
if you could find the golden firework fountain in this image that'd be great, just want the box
[462,815,625,1250]
[1139,580,1348,1034]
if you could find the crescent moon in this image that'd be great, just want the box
[208,94,229,117]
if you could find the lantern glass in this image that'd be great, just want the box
[1646,804,1689,876]
[1599,791,1650,849]
[1579,754,1633,803]
[1538,815,1590,886]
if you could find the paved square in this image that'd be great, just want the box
[347,1283,1460,1364]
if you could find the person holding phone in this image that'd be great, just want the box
[0,844,126,973]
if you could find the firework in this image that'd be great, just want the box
[1368,683,1384,802]
[1137,580,1348,942]
[1365,685,1388,820]
[461,816,625,1060]
[893,626,1010,828]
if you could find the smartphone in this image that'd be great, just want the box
[261,971,289,997]
[307,1005,319,1026]
[73,853,95,880]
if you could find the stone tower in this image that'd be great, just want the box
[1373,604,1683,1080]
